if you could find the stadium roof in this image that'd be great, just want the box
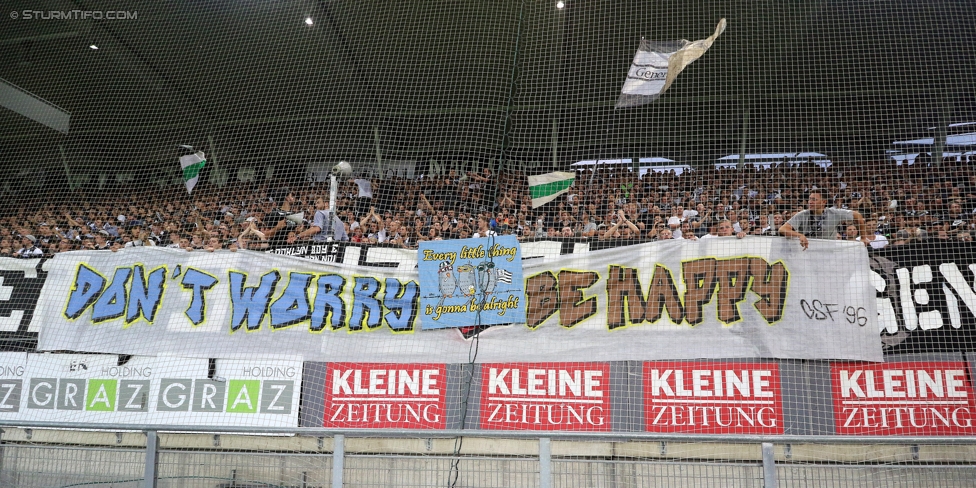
[1,0,975,177]
[715,152,829,162]
[893,133,976,148]
[571,157,676,166]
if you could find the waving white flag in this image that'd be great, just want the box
[529,171,575,208]
[180,151,206,194]
[616,18,726,108]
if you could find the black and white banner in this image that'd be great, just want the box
[0,258,45,351]
[872,241,976,353]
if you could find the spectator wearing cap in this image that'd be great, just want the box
[37,222,56,245]
[14,235,43,259]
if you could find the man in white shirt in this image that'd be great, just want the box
[473,216,497,238]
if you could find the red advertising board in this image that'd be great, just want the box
[479,362,611,431]
[323,363,447,429]
[644,362,784,434]
[831,361,976,435]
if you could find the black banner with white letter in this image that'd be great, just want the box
[0,258,44,351]
[871,242,976,353]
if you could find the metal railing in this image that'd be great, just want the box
[1,422,975,488]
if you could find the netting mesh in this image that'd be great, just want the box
[2,0,976,486]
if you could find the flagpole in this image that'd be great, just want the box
[738,105,750,170]
[329,175,338,214]
[495,0,524,191]
[58,144,74,191]
[207,135,220,174]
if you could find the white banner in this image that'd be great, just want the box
[32,239,881,362]
[0,352,301,426]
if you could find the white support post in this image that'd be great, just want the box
[761,442,777,488]
[143,430,159,488]
[332,434,345,488]
[539,437,552,488]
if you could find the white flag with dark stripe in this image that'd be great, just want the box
[616,18,726,108]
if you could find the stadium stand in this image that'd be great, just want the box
[3,157,975,257]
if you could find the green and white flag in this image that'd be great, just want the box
[180,151,206,194]
[529,171,575,208]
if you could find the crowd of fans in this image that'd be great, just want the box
[2,157,975,259]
